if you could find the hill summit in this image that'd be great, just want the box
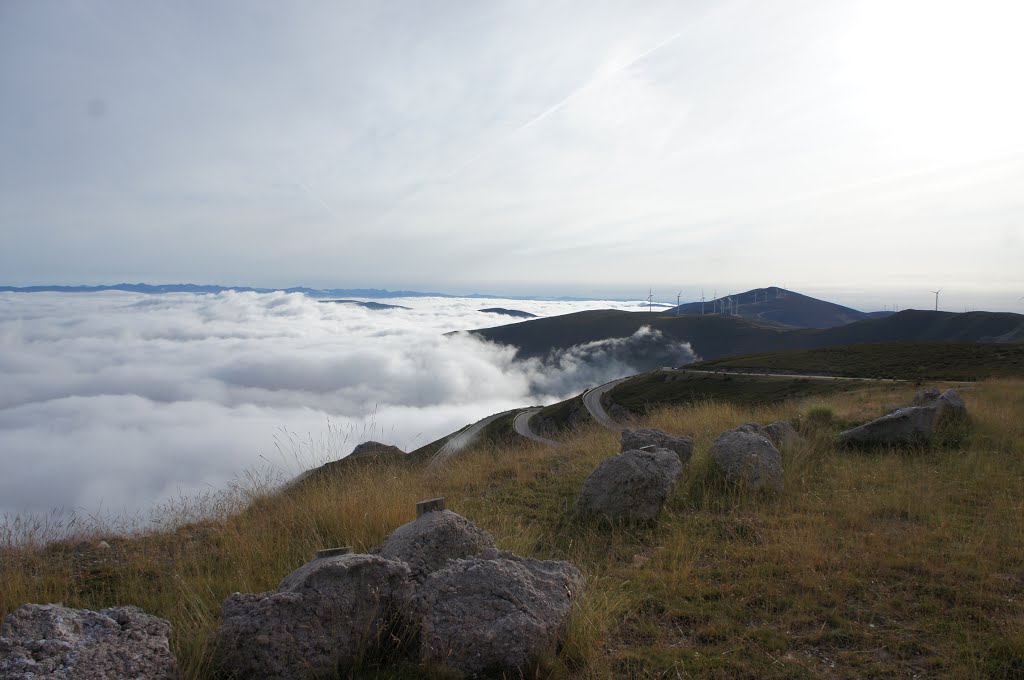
[667,287,880,329]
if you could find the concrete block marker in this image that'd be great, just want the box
[316,546,353,559]
[417,497,445,517]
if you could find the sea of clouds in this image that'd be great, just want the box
[0,291,697,520]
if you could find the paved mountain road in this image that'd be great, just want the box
[430,410,514,467]
[581,377,633,431]
[512,408,562,447]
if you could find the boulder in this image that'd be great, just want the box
[620,428,695,464]
[210,553,413,679]
[911,388,942,406]
[0,603,177,680]
[709,428,784,492]
[763,420,799,447]
[839,389,967,448]
[736,421,798,448]
[375,510,496,582]
[838,406,937,447]
[576,447,683,521]
[916,388,968,427]
[414,549,583,678]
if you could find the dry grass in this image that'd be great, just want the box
[2,379,1023,678]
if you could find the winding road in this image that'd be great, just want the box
[582,377,633,431]
[429,410,514,467]
[512,408,562,447]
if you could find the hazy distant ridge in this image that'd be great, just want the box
[0,283,600,301]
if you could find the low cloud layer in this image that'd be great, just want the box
[0,292,683,519]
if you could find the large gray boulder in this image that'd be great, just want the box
[0,603,178,680]
[414,549,583,678]
[709,428,784,492]
[839,389,967,448]
[736,421,799,448]
[210,553,412,679]
[620,428,695,464]
[576,447,683,521]
[376,510,496,582]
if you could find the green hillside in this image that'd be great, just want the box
[467,309,1024,363]
[692,342,1024,381]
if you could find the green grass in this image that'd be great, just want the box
[607,370,871,417]
[3,379,1024,678]
[692,342,1024,381]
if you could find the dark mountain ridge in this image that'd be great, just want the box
[466,308,1024,363]
[667,287,878,329]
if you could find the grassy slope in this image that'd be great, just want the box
[607,370,871,416]
[3,380,1024,678]
[692,342,1024,381]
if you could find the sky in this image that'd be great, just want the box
[0,292,697,519]
[1,1,1023,311]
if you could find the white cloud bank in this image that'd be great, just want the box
[0,292,688,519]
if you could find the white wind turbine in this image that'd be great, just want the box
[931,288,942,311]
[647,288,654,313]
[700,289,706,315]
[676,290,682,316]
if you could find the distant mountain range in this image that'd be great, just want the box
[0,282,603,302]
[668,287,885,329]
[466,308,1024,363]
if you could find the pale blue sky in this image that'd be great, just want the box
[2,0,1022,311]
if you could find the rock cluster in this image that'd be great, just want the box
[577,428,690,521]
[709,426,785,492]
[839,388,968,448]
[0,603,178,680]
[620,428,695,464]
[211,506,581,679]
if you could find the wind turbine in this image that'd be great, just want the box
[712,289,717,314]
[647,288,654,313]
[931,288,942,311]
[676,290,682,316]
[700,289,705,315]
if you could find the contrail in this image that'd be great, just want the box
[443,27,689,181]
[294,178,340,219]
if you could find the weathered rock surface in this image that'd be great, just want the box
[349,440,405,459]
[211,553,412,679]
[376,510,496,582]
[576,447,683,521]
[414,549,583,678]
[620,428,695,464]
[839,388,967,448]
[916,388,968,427]
[0,603,177,680]
[736,421,799,448]
[709,428,784,492]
